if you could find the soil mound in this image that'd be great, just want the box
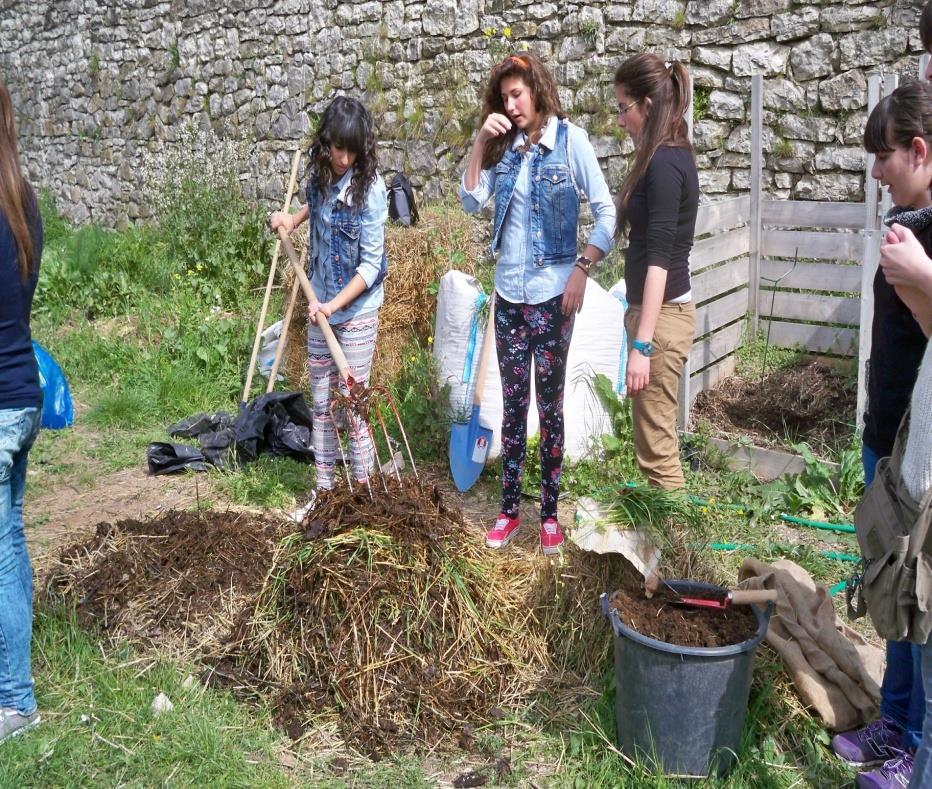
[691,360,855,452]
[211,476,546,755]
[44,477,549,755]
[46,510,284,648]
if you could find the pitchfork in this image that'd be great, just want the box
[273,225,418,497]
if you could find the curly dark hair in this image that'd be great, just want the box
[479,51,566,169]
[309,96,378,208]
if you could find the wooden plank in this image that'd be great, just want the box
[760,260,861,294]
[689,354,736,401]
[763,291,860,325]
[695,288,748,339]
[761,200,866,230]
[762,229,862,261]
[690,321,744,372]
[686,435,839,481]
[749,75,763,335]
[690,226,750,272]
[761,320,859,356]
[693,257,749,304]
[694,195,751,237]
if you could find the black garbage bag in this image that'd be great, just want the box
[146,442,211,475]
[167,411,233,439]
[149,392,315,474]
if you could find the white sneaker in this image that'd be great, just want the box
[0,708,40,744]
[289,490,317,524]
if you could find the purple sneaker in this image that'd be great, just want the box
[855,751,913,788]
[831,716,903,768]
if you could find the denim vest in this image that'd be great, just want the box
[306,175,388,290]
[489,119,580,267]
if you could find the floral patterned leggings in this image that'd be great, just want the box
[495,294,575,521]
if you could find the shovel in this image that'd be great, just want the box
[449,298,495,492]
[671,587,778,612]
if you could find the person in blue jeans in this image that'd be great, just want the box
[0,79,44,743]
[831,79,932,788]
[460,51,615,555]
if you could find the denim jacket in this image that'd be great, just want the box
[460,117,615,305]
[306,168,387,324]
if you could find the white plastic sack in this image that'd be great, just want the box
[433,271,625,464]
[257,320,284,381]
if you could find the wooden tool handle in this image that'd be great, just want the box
[472,297,496,407]
[243,149,302,403]
[265,276,301,393]
[276,228,354,386]
[730,589,778,606]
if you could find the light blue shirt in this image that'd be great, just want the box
[311,168,387,324]
[459,117,615,305]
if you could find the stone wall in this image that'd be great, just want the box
[0,0,926,226]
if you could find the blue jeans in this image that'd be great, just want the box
[865,444,925,750]
[0,407,40,715]
[912,637,932,786]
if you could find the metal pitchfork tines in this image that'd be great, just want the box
[274,225,418,497]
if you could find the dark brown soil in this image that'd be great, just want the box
[608,556,759,649]
[45,510,283,641]
[691,360,856,453]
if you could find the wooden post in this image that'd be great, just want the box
[748,75,763,337]
[678,72,694,430]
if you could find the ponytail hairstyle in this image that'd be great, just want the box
[0,80,37,282]
[309,95,378,209]
[479,51,566,170]
[921,0,932,54]
[614,54,693,236]
[864,80,932,158]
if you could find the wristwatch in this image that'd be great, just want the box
[632,339,654,357]
[575,254,594,275]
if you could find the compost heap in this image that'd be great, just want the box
[45,475,549,755]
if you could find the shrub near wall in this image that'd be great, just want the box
[0,0,924,226]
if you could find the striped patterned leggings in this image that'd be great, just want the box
[306,312,378,490]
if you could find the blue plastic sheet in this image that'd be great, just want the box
[32,341,74,429]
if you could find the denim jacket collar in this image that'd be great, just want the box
[333,167,355,206]
[511,115,559,152]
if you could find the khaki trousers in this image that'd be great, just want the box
[625,301,695,490]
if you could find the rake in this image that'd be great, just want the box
[272,225,418,497]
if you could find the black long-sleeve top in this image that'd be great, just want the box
[623,144,699,304]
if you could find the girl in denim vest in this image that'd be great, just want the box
[460,52,615,555]
[0,80,43,743]
[270,96,388,497]
[614,54,699,491]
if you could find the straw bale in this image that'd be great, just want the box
[280,205,483,390]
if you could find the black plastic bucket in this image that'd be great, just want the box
[600,581,772,778]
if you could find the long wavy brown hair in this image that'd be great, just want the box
[479,52,566,169]
[614,54,693,236]
[309,96,378,208]
[0,80,37,282]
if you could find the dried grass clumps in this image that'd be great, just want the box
[211,475,547,755]
[282,205,483,389]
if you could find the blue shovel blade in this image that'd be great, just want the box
[449,404,493,492]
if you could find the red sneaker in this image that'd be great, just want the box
[540,518,565,555]
[485,513,521,549]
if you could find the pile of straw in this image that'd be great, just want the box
[210,475,547,754]
[281,205,482,389]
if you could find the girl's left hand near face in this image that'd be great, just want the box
[308,300,334,325]
[561,268,587,315]
[881,223,932,295]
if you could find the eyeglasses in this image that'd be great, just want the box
[617,99,641,117]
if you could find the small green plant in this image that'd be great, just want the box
[672,8,686,30]
[773,137,794,159]
[692,85,711,122]
[88,51,100,78]
[579,18,600,47]
[169,38,180,68]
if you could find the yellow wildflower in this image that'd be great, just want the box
[427,335,433,345]
[503,26,512,38]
